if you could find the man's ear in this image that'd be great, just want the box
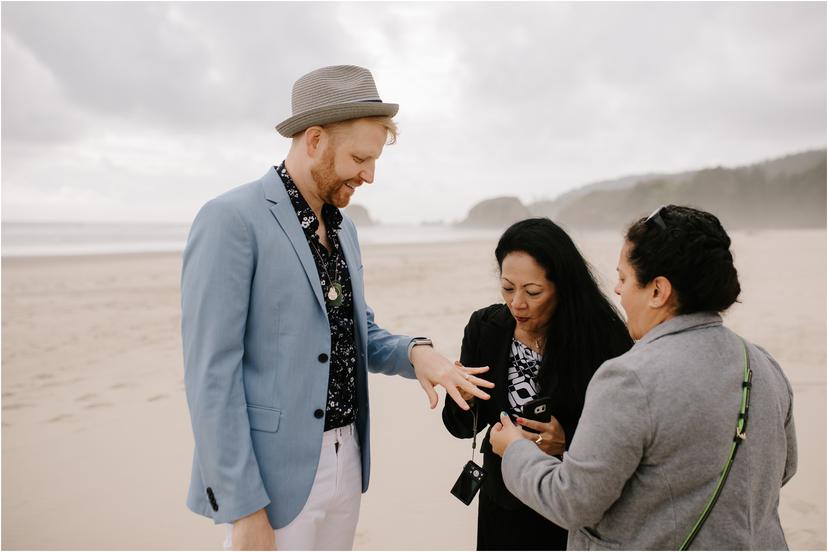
[649,276,674,309]
[304,126,323,158]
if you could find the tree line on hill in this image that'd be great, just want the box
[458,149,826,231]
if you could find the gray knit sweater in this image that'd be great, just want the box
[502,313,796,550]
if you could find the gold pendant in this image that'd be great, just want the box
[326,282,344,308]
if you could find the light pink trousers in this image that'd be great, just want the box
[224,423,362,550]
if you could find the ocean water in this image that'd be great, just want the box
[1,222,503,257]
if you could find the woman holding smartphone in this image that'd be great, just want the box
[442,218,632,550]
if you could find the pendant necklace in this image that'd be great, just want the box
[515,330,545,355]
[309,234,345,308]
[518,331,544,355]
[534,335,545,355]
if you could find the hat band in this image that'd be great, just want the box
[292,98,383,116]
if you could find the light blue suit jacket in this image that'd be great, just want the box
[181,167,416,529]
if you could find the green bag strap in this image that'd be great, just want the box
[679,338,752,551]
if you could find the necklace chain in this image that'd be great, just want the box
[309,235,339,284]
[514,331,545,355]
[308,229,344,307]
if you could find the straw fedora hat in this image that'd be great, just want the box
[275,65,399,138]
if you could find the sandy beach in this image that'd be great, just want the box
[1,230,825,550]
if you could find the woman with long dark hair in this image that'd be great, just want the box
[442,218,632,550]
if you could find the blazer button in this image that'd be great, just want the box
[318,353,329,363]
[314,409,325,419]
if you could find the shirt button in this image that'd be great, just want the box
[318,353,329,363]
[314,409,325,419]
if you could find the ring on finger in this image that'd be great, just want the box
[535,434,543,444]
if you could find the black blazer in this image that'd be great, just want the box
[442,304,585,510]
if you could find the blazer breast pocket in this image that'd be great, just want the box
[247,405,281,433]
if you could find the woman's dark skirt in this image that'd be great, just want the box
[476,492,568,550]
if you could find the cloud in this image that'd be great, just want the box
[1,31,88,144]
[1,2,366,140]
[1,2,825,224]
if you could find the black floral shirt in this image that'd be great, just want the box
[277,162,358,431]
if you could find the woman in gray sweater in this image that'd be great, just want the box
[490,205,797,550]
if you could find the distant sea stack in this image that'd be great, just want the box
[343,204,374,226]
[457,196,533,228]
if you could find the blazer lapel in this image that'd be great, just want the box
[480,307,517,416]
[337,224,367,346]
[262,168,326,315]
[492,327,515,415]
[477,306,517,454]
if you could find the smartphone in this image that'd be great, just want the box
[520,396,552,433]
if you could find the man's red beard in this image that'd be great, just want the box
[310,143,352,208]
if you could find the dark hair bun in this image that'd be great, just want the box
[625,205,741,314]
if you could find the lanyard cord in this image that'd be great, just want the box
[679,339,753,550]
[471,403,480,462]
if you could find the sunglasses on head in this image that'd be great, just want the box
[645,205,667,230]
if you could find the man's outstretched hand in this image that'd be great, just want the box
[410,346,494,410]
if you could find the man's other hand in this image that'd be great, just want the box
[232,508,275,550]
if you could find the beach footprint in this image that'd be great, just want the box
[2,402,31,411]
[789,498,816,515]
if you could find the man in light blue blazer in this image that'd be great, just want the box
[182,65,493,550]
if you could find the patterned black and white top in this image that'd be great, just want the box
[277,162,358,431]
[506,338,542,415]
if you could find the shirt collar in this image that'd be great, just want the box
[276,161,343,234]
[633,311,723,349]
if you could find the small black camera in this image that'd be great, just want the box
[450,460,487,505]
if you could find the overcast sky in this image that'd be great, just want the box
[2,2,825,224]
